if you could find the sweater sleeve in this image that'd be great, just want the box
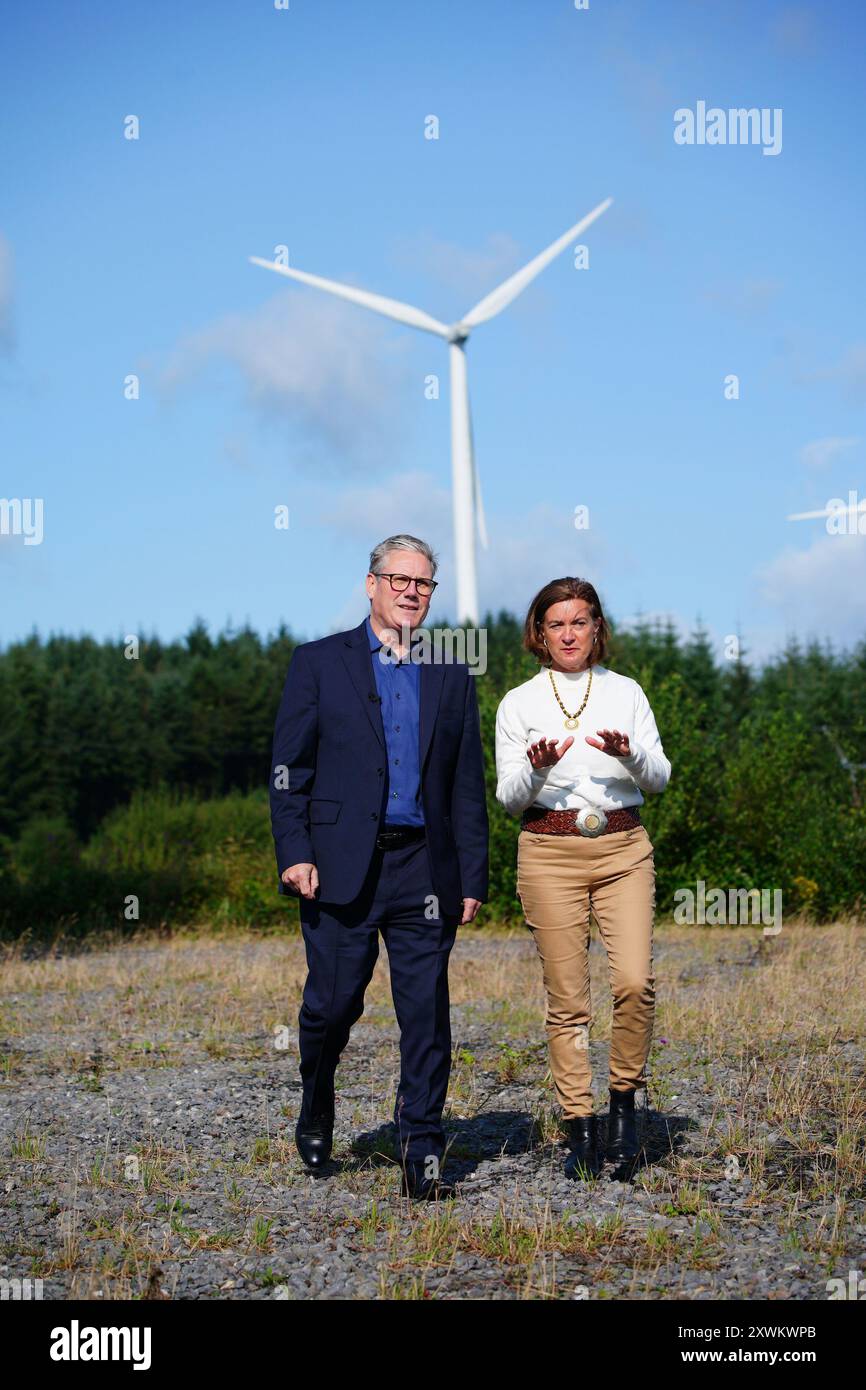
[617,682,671,794]
[495,691,551,816]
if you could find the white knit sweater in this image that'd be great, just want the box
[495,664,671,816]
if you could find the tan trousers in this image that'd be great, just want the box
[516,824,656,1118]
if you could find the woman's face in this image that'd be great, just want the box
[540,598,599,671]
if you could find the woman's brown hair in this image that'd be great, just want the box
[522,577,610,667]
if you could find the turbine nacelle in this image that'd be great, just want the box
[446,322,471,345]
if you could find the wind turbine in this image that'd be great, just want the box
[788,493,865,528]
[250,197,613,624]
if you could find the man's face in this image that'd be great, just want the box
[365,549,433,640]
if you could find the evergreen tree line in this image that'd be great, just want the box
[0,614,864,936]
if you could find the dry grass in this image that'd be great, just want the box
[3,916,861,1049]
[1,918,863,1298]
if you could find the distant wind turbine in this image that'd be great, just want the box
[821,724,866,807]
[787,493,866,524]
[250,197,613,624]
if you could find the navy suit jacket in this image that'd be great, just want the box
[269,617,489,915]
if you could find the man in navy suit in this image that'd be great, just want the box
[269,534,489,1199]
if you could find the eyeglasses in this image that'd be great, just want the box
[373,572,438,597]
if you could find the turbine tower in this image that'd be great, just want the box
[250,197,612,624]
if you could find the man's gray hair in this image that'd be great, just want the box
[368,534,438,579]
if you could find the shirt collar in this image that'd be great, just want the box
[366,613,414,666]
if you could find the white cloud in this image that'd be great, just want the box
[320,471,451,632]
[757,532,866,643]
[475,504,610,624]
[327,579,371,635]
[318,469,450,543]
[800,436,860,470]
[318,485,611,628]
[153,289,416,468]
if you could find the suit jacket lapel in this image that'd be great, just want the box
[419,653,445,770]
[341,617,445,765]
[341,619,385,747]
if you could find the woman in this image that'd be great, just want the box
[495,577,670,1179]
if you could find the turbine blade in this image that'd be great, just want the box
[461,197,613,328]
[787,503,866,520]
[249,256,451,338]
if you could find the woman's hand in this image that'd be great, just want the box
[585,728,631,757]
[527,735,574,769]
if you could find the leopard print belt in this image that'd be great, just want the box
[520,803,642,836]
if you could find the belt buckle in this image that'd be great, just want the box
[377,826,417,849]
[576,806,608,837]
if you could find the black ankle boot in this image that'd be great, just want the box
[295,1108,334,1171]
[606,1087,639,1162]
[563,1115,601,1179]
[401,1159,456,1201]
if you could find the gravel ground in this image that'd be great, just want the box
[1,929,863,1300]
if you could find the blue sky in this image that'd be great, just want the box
[2,0,865,664]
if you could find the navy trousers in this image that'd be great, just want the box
[297,834,459,1165]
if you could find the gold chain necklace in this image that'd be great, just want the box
[548,665,592,730]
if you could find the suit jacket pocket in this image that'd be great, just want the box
[310,798,342,824]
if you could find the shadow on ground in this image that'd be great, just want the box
[330,1106,696,1184]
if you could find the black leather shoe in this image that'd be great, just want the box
[401,1161,455,1201]
[563,1114,601,1179]
[295,1112,334,1171]
[606,1087,639,1162]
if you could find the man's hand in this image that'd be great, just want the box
[527,735,574,769]
[585,728,631,757]
[461,898,482,925]
[281,863,319,899]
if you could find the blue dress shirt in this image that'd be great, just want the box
[366,614,425,826]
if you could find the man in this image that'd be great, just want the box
[269,534,489,1199]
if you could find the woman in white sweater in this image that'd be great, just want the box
[495,577,670,1179]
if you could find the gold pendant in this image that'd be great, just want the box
[564,716,579,730]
